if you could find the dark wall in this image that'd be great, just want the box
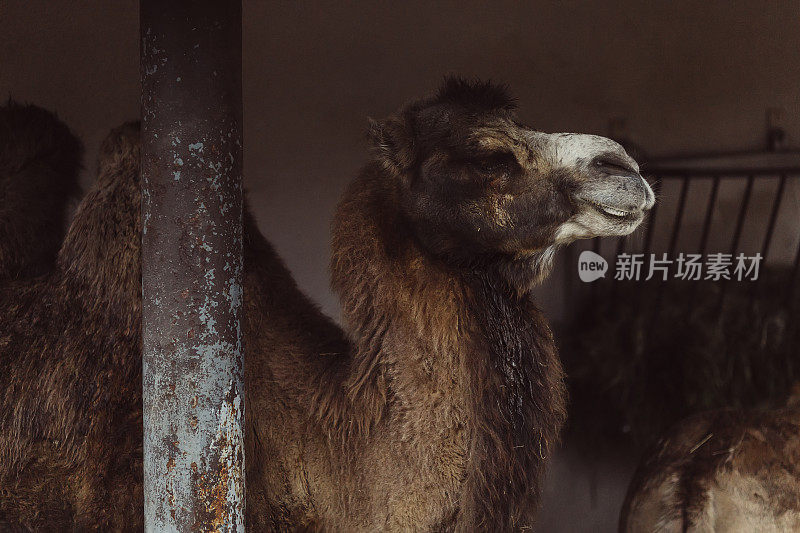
[3,0,799,318]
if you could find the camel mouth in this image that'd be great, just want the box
[572,173,655,233]
[574,192,650,225]
[553,192,651,242]
[583,199,642,221]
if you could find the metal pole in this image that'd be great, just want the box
[141,1,244,531]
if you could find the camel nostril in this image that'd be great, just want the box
[594,157,638,176]
[592,153,639,176]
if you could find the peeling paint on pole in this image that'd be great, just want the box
[141,1,244,531]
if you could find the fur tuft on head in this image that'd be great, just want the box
[367,77,517,172]
[434,76,516,112]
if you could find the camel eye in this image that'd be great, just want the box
[470,152,518,175]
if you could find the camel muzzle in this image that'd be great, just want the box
[578,157,655,219]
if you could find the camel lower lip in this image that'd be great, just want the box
[584,200,639,220]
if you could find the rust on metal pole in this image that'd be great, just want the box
[141,1,244,531]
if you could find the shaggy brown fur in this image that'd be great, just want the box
[245,164,566,530]
[0,101,82,279]
[620,400,800,532]
[0,122,142,531]
[1,79,652,531]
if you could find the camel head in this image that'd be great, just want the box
[369,77,655,289]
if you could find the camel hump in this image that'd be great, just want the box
[55,121,142,299]
[621,408,800,532]
[0,100,83,179]
[94,121,140,183]
[0,101,83,278]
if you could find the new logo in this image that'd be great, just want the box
[578,250,608,282]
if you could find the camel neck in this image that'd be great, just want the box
[331,165,567,527]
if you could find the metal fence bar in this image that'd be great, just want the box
[759,174,787,262]
[141,1,245,531]
[646,176,690,334]
[641,177,661,256]
[686,175,721,310]
[728,175,756,255]
[717,174,755,311]
[590,237,601,302]
[667,175,690,257]
[697,175,720,256]
[615,236,626,256]
[634,176,660,309]
[789,236,800,309]
[609,236,627,298]
[747,174,788,305]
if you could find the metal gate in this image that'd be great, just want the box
[560,151,800,448]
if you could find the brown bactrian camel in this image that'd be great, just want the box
[0,121,144,531]
[0,101,81,279]
[620,388,800,533]
[0,79,654,531]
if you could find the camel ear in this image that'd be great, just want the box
[367,117,414,172]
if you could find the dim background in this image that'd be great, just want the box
[2,1,799,530]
